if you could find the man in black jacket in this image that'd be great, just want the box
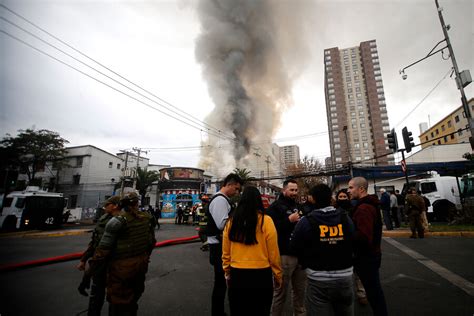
[291,183,355,315]
[267,179,306,316]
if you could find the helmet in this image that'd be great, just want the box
[102,195,121,207]
[121,192,140,203]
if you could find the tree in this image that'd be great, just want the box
[0,129,69,185]
[285,156,326,195]
[136,167,159,205]
[232,167,256,181]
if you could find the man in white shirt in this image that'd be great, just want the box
[206,173,243,316]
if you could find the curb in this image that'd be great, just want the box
[383,230,474,238]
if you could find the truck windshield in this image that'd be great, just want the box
[15,198,26,208]
[421,182,437,194]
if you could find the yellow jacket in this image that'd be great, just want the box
[222,213,282,283]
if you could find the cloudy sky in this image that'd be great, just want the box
[1,0,472,173]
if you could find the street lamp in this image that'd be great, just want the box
[400,0,473,147]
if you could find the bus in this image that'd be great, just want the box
[0,186,66,230]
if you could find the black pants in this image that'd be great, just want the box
[228,267,273,316]
[391,207,400,228]
[354,255,388,316]
[88,270,106,316]
[210,243,226,316]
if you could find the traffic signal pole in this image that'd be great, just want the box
[400,149,410,191]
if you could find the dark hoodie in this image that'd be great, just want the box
[290,206,354,273]
[267,193,299,256]
[352,194,383,258]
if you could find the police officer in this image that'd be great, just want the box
[89,192,156,316]
[405,188,425,238]
[77,196,121,316]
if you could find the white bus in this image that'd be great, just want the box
[0,186,66,230]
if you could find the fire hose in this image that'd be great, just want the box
[0,235,200,273]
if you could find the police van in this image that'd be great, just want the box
[403,171,461,221]
[0,186,66,230]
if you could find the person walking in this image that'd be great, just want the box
[348,177,388,316]
[89,192,156,316]
[206,173,243,316]
[390,191,400,228]
[395,190,405,225]
[77,196,121,316]
[267,179,306,316]
[336,189,368,306]
[222,186,282,315]
[291,184,355,316]
[379,188,393,230]
[405,189,425,239]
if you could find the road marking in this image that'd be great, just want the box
[384,237,474,297]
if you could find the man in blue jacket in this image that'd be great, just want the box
[291,183,355,315]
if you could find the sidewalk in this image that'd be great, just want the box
[382,227,474,238]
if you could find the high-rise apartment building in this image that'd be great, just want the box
[324,40,393,167]
[280,145,300,168]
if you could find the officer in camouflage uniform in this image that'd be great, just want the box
[405,188,425,239]
[77,195,121,316]
[89,192,156,316]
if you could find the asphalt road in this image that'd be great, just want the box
[0,224,473,316]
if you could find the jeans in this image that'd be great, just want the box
[271,255,306,316]
[382,208,393,230]
[354,255,388,316]
[209,243,226,316]
[306,276,354,316]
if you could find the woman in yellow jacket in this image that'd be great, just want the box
[222,186,283,315]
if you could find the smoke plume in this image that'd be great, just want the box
[195,0,311,176]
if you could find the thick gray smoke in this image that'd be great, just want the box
[195,0,311,176]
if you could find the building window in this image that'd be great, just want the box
[73,174,81,185]
[363,142,368,148]
[69,195,78,208]
[360,123,366,128]
[448,120,452,127]
[329,101,336,106]
[455,115,460,123]
[441,125,445,131]
[451,134,455,140]
[334,144,340,149]
[431,131,434,137]
[435,129,439,135]
[330,106,337,111]
[444,136,448,142]
[425,136,428,141]
[117,163,121,169]
[108,162,113,168]
[351,112,356,117]
[331,113,337,118]
[354,143,360,149]
[76,157,83,168]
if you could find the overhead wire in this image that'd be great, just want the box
[0,29,233,141]
[393,67,453,128]
[0,4,236,141]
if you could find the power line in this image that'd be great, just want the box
[0,16,236,142]
[394,67,453,128]
[0,4,235,140]
[0,29,235,141]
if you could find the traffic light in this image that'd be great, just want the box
[386,129,398,153]
[402,126,415,153]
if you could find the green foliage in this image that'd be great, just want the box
[136,167,159,204]
[0,129,69,182]
[232,167,254,181]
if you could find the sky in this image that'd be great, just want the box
[1,0,473,175]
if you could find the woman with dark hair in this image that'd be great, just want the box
[336,189,353,215]
[222,186,282,315]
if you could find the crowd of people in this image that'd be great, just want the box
[206,173,431,316]
[76,172,430,316]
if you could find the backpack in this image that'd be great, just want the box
[202,193,232,239]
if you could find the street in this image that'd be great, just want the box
[0,224,473,316]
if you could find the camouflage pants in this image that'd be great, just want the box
[107,254,149,306]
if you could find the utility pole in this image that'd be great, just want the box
[434,0,473,148]
[265,155,271,180]
[343,126,354,177]
[253,147,261,178]
[132,147,148,190]
[120,150,130,197]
